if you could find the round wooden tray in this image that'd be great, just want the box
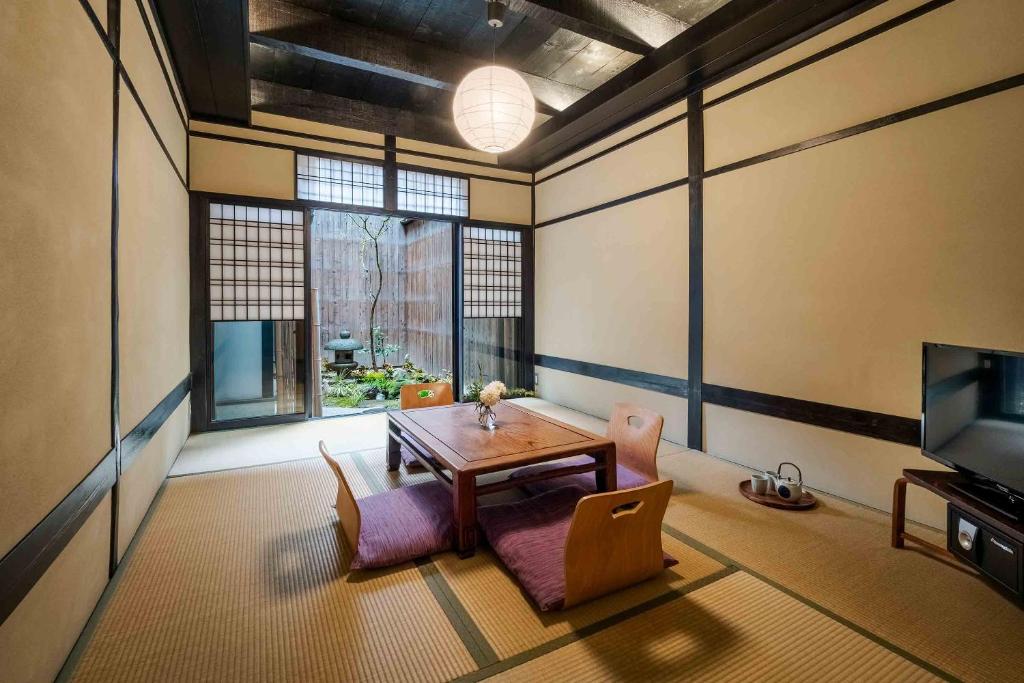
[739,480,817,510]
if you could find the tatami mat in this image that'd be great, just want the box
[658,452,1024,683]
[435,536,724,659]
[487,571,939,682]
[65,434,1018,683]
[66,458,476,683]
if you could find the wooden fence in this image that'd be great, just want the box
[311,211,452,375]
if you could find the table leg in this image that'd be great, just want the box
[595,445,617,492]
[386,425,401,472]
[454,472,477,558]
[891,477,907,548]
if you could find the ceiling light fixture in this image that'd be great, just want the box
[452,1,536,154]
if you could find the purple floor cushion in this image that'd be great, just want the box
[400,446,440,470]
[478,486,677,611]
[400,446,423,468]
[509,457,652,496]
[350,481,453,570]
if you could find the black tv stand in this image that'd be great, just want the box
[949,479,1023,521]
[893,470,1023,602]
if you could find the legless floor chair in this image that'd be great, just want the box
[478,480,677,611]
[511,403,664,494]
[319,441,453,569]
[398,382,453,470]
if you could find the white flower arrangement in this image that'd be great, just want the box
[478,381,506,408]
[476,381,506,428]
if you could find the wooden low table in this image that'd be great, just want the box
[387,401,616,557]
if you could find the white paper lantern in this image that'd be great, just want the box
[453,65,536,153]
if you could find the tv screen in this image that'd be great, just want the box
[923,343,1024,497]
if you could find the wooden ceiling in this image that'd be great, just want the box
[152,0,878,170]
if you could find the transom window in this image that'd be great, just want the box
[463,227,522,318]
[296,154,384,208]
[398,169,469,217]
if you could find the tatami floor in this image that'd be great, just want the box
[60,401,1024,682]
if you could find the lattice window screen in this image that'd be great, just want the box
[296,154,384,207]
[463,227,522,319]
[209,204,305,321]
[398,169,469,216]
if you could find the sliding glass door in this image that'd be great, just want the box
[197,201,310,428]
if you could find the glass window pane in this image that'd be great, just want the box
[212,321,306,421]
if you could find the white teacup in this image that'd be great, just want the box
[750,473,769,495]
[764,471,779,493]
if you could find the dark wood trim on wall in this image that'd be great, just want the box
[703,384,921,447]
[0,372,191,628]
[188,130,533,187]
[107,0,123,578]
[0,0,195,630]
[0,451,117,626]
[535,355,688,398]
[534,176,688,229]
[120,376,192,470]
[144,0,190,117]
[131,0,188,129]
[188,195,210,431]
[452,223,465,401]
[192,190,532,230]
[703,0,954,110]
[686,92,704,451]
[523,206,535,391]
[534,354,921,447]
[534,112,688,186]
[705,73,1024,179]
[533,75,1024,237]
[189,115,533,174]
[383,134,398,212]
[78,0,187,191]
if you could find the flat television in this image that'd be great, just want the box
[923,343,1024,516]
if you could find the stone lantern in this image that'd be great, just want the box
[324,330,363,376]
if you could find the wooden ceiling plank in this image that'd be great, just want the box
[250,78,467,149]
[249,0,569,115]
[506,0,687,55]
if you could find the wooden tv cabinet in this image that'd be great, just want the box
[892,469,1024,601]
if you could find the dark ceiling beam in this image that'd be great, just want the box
[506,0,686,55]
[249,0,566,116]
[251,79,468,149]
[504,0,883,169]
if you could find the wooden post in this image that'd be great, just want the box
[891,477,907,548]
[311,288,322,417]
